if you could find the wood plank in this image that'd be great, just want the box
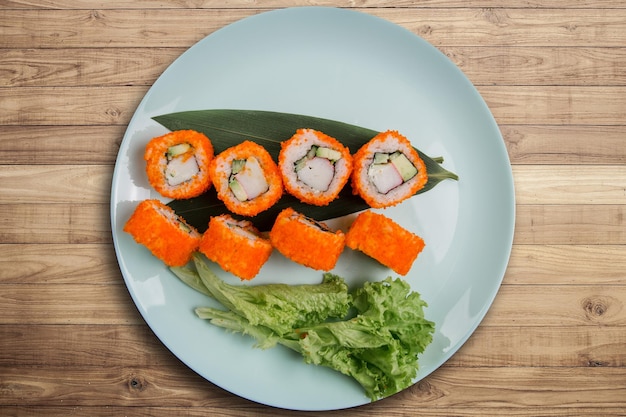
[480,85,626,125]
[1,282,624,325]
[2,86,626,126]
[483,285,626,327]
[1,203,624,245]
[0,165,112,204]
[0,48,180,87]
[3,164,624,205]
[2,0,626,9]
[501,125,626,165]
[512,165,626,205]
[0,365,623,408]
[2,9,626,49]
[513,204,626,245]
[0,204,112,244]
[1,323,623,368]
[0,244,121,284]
[1,406,625,417]
[0,86,146,126]
[0,126,123,165]
[2,124,624,166]
[0,283,142,325]
[505,245,626,285]
[0,244,622,286]
[452,325,626,367]
[442,46,626,86]
[4,46,626,88]
[0,9,255,49]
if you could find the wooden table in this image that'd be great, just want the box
[1,1,625,416]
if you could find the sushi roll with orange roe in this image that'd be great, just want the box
[345,210,425,275]
[198,214,273,280]
[269,207,345,271]
[278,129,353,206]
[123,199,201,267]
[351,130,427,208]
[145,130,214,199]
[210,141,283,217]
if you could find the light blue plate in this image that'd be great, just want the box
[111,7,515,411]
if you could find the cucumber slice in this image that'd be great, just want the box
[166,143,191,159]
[231,159,246,175]
[389,152,418,181]
[315,146,342,162]
[228,178,248,201]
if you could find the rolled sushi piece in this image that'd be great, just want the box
[145,130,214,199]
[198,214,273,280]
[269,207,345,271]
[209,141,283,217]
[345,210,425,275]
[278,128,353,206]
[351,130,427,208]
[123,199,201,267]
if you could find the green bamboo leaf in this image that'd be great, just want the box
[152,109,458,232]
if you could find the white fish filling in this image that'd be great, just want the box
[296,157,335,192]
[230,157,269,201]
[368,162,403,194]
[165,155,200,186]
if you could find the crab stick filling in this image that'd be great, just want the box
[228,156,270,201]
[367,151,418,194]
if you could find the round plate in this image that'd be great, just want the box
[111,7,515,411]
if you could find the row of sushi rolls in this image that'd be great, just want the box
[124,128,429,280]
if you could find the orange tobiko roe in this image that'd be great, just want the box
[199,215,273,280]
[269,207,345,271]
[123,199,200,267]
[345,210,425,275]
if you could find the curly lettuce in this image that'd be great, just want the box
[170,254,434,401]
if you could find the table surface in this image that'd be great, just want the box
[1,1,625,416]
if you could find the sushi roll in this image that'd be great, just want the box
[345,210,425,276]
[351,130,427,208]
[123,199,201,267]
[144,130,214,199]
[210,141,283,217]
[269,207,345,271]
[198,214,273,280]
[278,129,353,206]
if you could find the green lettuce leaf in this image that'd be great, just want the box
[171,254,351,336]
[171,257,435,401]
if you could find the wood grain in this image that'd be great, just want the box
[1,282,624,326]
[2,164,624,204]
[1,203,624,244]
[3,46,625,88]
[2,124,624,166]
[3,0,626,9]
[0,365,624,408]
[1,323,624,368]
[2,8,626,48]
[3,85,626,126]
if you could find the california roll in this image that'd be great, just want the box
[278,129,353,206]
[144,130,214,199]
[209,141,283,217]
[351,130,427,208]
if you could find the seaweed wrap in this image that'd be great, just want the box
[199,214,273,280]
[269,207,345,271]
[278,129,353,206]
[144,130,214,199]
[210,141,283,217]
[345,210,425,275]
[123,199,201,267]
[351,130,427,208]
